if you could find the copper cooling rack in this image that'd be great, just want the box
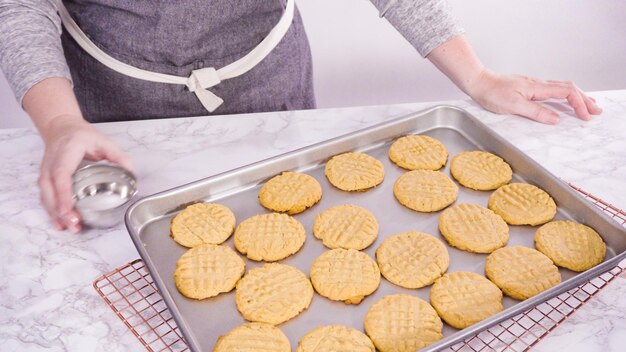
[93,183,626,352]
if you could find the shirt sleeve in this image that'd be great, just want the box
[369,0,465,57]
[0,0,72,105]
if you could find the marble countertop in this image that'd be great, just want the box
[1,90,625,352]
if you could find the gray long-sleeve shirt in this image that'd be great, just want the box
[0,0,463,108]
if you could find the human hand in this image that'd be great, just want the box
[427,35,602,124]
[38,114,133,233]
[466,70,602,124]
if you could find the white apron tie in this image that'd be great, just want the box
[57,0,295,112]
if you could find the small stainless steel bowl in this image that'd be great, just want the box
[72,162,137,228]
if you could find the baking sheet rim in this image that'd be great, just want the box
[125,105,626,352]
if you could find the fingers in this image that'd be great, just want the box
[38,172,63,231]
[37,122,133,233]
[50,145,84,214]
[536,80,602,120]
[471,73,601,124]
[530,82,589,120]
[581,92,602,115]
[512,98,560,125]
[60,209,82,234]
[40,162,81,232]
[47,143,86,233]
[565,87,591,121]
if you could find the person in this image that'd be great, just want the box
[0,0,602,233]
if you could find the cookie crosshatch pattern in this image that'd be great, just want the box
[213,323,290,352]
[388,134,449,171]
[310,249,381,304]
[173,244,245,300]
[259,171,323,214]
[439,203,509,254]
[95,184,626,351]
[324,152,385,192]
[313,204,379,250]
[234,213,306,262]
[393,170,459,212]
[488,183,557,226]
[296,325,375,352]
[170,203,236,247]
[235,263,314,325]
[450,151,512,191]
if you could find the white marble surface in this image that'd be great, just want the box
[532,272,626,352]
[0,90,625,352]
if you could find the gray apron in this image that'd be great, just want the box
[61,0,316,123]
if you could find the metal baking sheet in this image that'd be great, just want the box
[125,106,626,352]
